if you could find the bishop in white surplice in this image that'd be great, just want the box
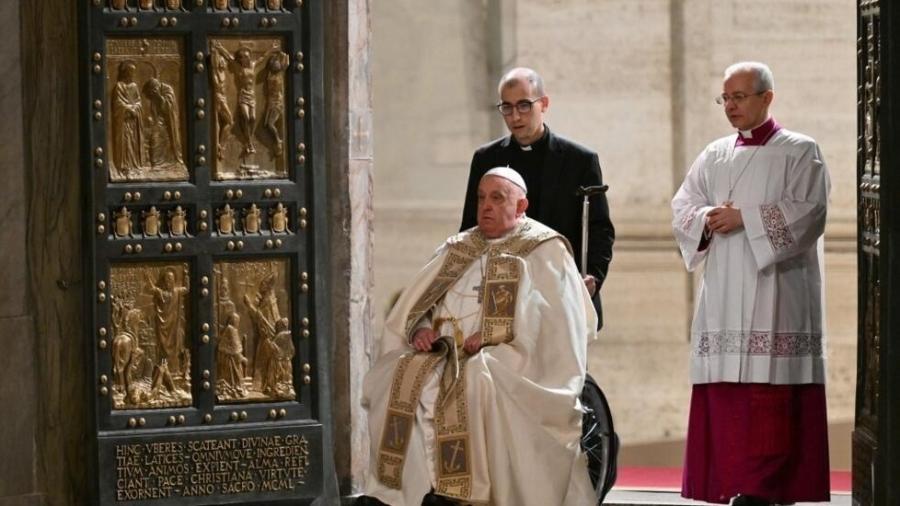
[673,62,832,506]
[672,119,830,384]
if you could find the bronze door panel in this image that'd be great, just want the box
[82,1,328,504]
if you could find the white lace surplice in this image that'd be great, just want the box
[672,129,831,385]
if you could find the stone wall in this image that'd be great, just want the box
[0,1,42,504]
[0,0,88,504]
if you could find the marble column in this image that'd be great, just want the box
[326,0,374,495]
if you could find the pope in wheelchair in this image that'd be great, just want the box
[360,168,608,505]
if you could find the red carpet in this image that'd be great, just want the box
[615,467,851,493]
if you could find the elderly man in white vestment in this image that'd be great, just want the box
[672,62,831,506]
[360,168,597,506]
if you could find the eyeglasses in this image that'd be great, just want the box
[715,91,766,105]
[497,97,544,116]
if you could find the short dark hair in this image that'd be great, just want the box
[498,67,545,97]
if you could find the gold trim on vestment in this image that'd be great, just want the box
[402,232,488,340]
[403,219,567,342]
[435,358,471,498]
[376,351,444,489]
[480,253,519,346]
[379,218,567,499]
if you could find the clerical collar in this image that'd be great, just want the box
[514,126,550,152]
[484,220,526,243]
[736,117,781,147]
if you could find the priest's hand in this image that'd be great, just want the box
[463,332,483,354]
[707,205,743,234]
[411,328,438,352]
[583,275,597,296]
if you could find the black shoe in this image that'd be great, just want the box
[731,495,771,506]
[422,491,457,506]
[356,495,390,506]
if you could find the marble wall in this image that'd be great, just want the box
[345,0,375,492]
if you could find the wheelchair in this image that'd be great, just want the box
[581,373,619,504]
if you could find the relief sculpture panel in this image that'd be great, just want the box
[211,0,286,9]
[110,0,185,9]
[86,2,324,502]
[106,38,188,182]
[209,36,290,180]
[214,259,295,403]
[110,262,192,409]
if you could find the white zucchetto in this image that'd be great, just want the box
[482,167,528,194]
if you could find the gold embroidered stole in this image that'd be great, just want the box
[376,351,445,489]
[377,219,565,499]
[401,231,489,340]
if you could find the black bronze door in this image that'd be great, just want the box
[80,1,333,504]
[855,1,900,504]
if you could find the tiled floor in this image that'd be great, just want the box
[604,489,851,506]
[344,490,852,505]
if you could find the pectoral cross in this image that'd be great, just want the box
[472,279,484,303]
[472,256,486,304]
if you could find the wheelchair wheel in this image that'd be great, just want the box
[581,373,618,505]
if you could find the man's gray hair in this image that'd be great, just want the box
[498,67,545,97]
[724,61,775,92]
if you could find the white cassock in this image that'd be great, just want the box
[362,220,597,506]
[672,126,831,385]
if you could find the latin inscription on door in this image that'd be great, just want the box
[100,426,322,504]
